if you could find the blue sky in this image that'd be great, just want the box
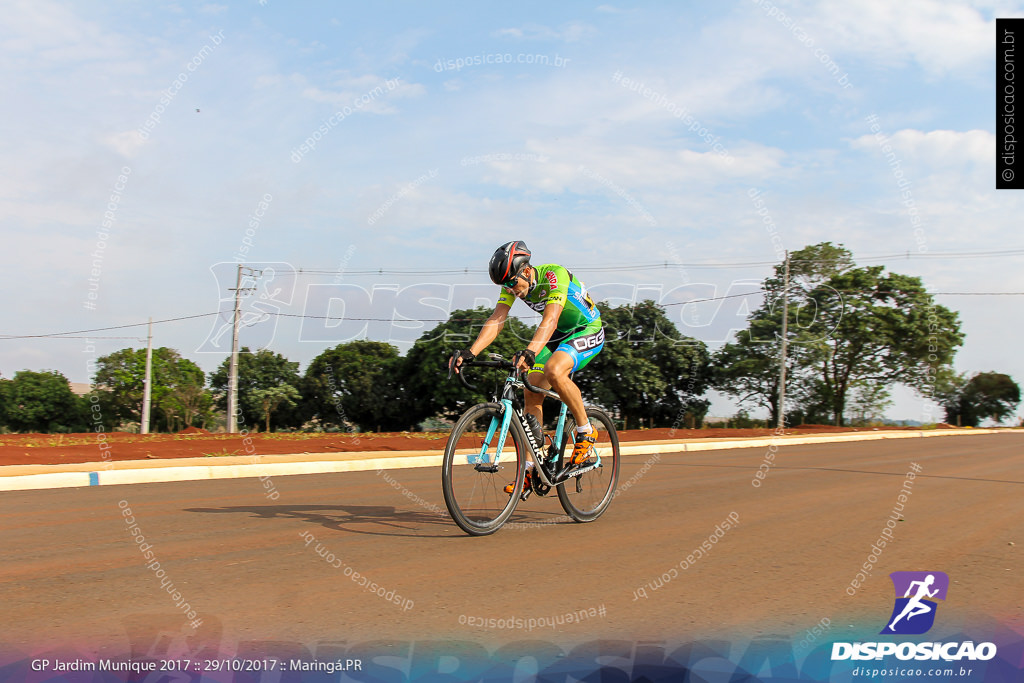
[2,0,1022,423]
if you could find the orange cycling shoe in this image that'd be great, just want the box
[504,468,532,495]
[568,426,597,465]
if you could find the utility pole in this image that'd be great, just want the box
[227,265,261,433]
[141,317,153,434]
[777,251,790,431]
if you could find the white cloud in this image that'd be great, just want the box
[0,0,131,66]
[458,137,784,198]
[494,22,598,43]
[851,128,994,168]
[807,0,992,77]
[300,73,424,112]
[254,74,283,88]
[102,130,149,158]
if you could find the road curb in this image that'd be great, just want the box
[0,429,1006,493]
[618,428,1003,455]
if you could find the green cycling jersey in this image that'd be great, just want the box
[496,264,601,335]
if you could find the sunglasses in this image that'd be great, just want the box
[503,272,528,289]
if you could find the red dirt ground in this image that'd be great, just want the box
[0,424,957,467]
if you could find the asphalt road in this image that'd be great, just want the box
[1,433,1021,661]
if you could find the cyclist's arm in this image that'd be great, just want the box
[527,302,562,355]
[469,303,511,356]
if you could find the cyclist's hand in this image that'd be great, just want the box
[448,349,475,376]
[511,349,536,373]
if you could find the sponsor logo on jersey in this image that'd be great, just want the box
[571,327,605,352]
[546,270,558,290]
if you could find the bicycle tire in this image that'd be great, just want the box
[555,407,620,523]
[441,402,528,536]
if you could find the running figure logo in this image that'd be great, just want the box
[880,571,949,635]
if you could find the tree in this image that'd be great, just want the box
[209,348,304,431]
[937,371,1020,426]
[401,307,538,422]
[966,373,1021,425]
[304,341,407,431]
[811,267,962,424]
[715,243,964,426]
[3,370,88,433]
[155,356,209,431]
[92,347,208,431]
[0,375,9,429]
[714,243,852,425]
[846,381,893,425]
[252,385,301,433]
[712,316,822,425]
[575,301,710,430]
[933,369,969,426]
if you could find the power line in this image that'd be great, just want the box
[268,247,1024,277]
[2,288,1021,341]
[0,312,220,340]
[0,292,759,340]
[7,336,149,340]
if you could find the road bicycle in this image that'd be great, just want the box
[441,354,620,536]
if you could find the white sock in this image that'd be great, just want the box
[576,422,592,435]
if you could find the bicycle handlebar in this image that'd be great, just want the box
[449,353,561,401]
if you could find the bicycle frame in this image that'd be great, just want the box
[463,361,601,489]
[444,353,620,535]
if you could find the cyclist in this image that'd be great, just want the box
[449,240,605,494]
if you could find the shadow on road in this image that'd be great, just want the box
[183,503,569,538]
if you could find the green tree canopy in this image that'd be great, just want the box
[712,314,823,425]
[937,371,1020,426]
[92,347,208,431]
[0,376,9,429]
[304,340,408,431]
[251,385,302,433]
[713,242,964,425]
[156,355,209,431]
[402,307,537,421]
[3,370,87,433]
[575,301,710,430]
[846,381,894,426]
[209,348,304,431]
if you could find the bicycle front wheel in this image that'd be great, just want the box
[441,403,527,536]
[556,408,620,522]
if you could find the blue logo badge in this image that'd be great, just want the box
[880,571,949,635]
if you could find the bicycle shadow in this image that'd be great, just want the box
[183,504,571,538]
[183,504,452,538]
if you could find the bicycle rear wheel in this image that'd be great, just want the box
[556,408,620,522]
[441,403,527,536]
